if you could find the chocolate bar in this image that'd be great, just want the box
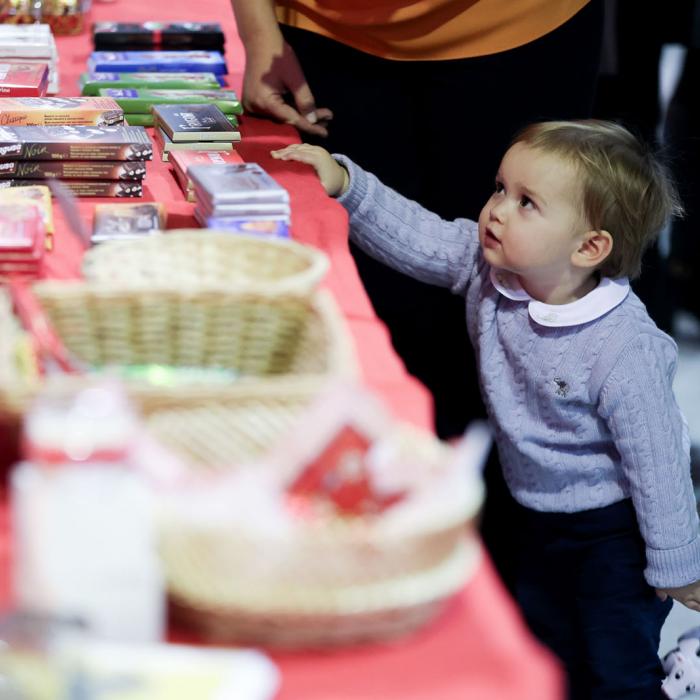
[93,22,225,51]
[0,160,147,180]
[0,125,153,162]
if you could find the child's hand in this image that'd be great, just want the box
[271,144,349,197]
[657,580,700,610]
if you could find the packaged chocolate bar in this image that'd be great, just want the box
[0,183,53,249]
[204,217,289,238]
[0,160,147,180]
[0,202,46,261]
[0,184,53,231]
[0,125,153,162]
[80,72,222,96]
[92,201,165,242]
[0,61,49,97]
[154,126,233,161]
[100,88,242,115]
[88,51,227,76]
[169,148,243,197]
[0,97,124,127]
[92,22,225,52]
[3,179,144,197]
[188,163,289,204]
[152,103,239,142]
[125,112,237,128]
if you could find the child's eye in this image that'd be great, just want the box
[494,180,504,194]
[519,195,534,209]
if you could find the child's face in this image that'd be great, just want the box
[478,143,590,284]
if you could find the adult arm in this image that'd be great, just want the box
[230,0,332,136]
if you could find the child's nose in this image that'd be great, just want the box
[490,201,506,222]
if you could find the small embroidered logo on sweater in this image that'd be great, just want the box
[553,378,569,397]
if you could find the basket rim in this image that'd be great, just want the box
[81,230,330,296]
[164,537,482,615]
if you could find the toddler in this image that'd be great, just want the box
[272,120,700,699]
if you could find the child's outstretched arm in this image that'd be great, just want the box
[271,145,481,292]
[271,144,348,197]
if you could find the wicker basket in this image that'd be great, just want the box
[156,424,485,648]
[167,538,482,649]
[81,230,329,296]
[140,379,324,471]
[0,285,356,420]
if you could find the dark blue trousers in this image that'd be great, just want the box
[514,499,673,700]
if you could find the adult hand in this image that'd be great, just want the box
[657,579,700,610]
[243,30,333,137]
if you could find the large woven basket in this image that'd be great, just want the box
[140,379,324,470]
[156,424,485,649]
[0,285,356,420]
[81,230,329,296]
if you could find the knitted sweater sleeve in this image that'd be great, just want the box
[597,332,700,588]
[335,155,480,291]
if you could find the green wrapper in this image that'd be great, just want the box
[125,112,238,127]
[98,88,243,115]
[80,72,221,96]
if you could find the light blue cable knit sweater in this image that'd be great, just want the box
[335,154,700,589]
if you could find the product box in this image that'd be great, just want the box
[188,163,289,204]
[152,103,239,142]
[100,88,242,114]
[87,51,227,75]
[170,148,244,201]
[153,126,233,161]
[125,112,237,128]
[2,179,143,197]
[0,202,46,264]
[0,97,123,127]
[204,217,289,238]
[0,61,49,97]
[92,201,165,242]
[0,184,53,249]
[0,160,147,180]
[80,71,222,96]
[0,125,153,162]
[92,22,225,51]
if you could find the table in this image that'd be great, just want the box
[0,1,564,696]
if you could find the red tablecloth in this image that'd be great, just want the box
[0,1,564,697]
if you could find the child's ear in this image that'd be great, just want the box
[572,229,613,269]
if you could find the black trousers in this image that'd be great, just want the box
[515,499,672,700]
[281,1,603,588]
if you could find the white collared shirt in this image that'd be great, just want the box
[489,268,630,327]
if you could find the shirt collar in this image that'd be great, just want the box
[489,268,630,327]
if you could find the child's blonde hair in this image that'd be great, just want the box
[512,119,683,279]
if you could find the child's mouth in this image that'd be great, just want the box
[484,228,501,248]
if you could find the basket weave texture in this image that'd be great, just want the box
[155,421,484,648]
[81,230,329,296]
[0,285,356,420]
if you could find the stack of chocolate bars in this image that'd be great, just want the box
[151,103,240,161]
[0,24,58,95]
[0,202,46,280]
[189,162,290,237]
[0,124,152,197]
[101,88,242,127]
[169,148,244,202]
[79,71,222,97]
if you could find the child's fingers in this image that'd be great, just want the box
[271,144,326,163]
